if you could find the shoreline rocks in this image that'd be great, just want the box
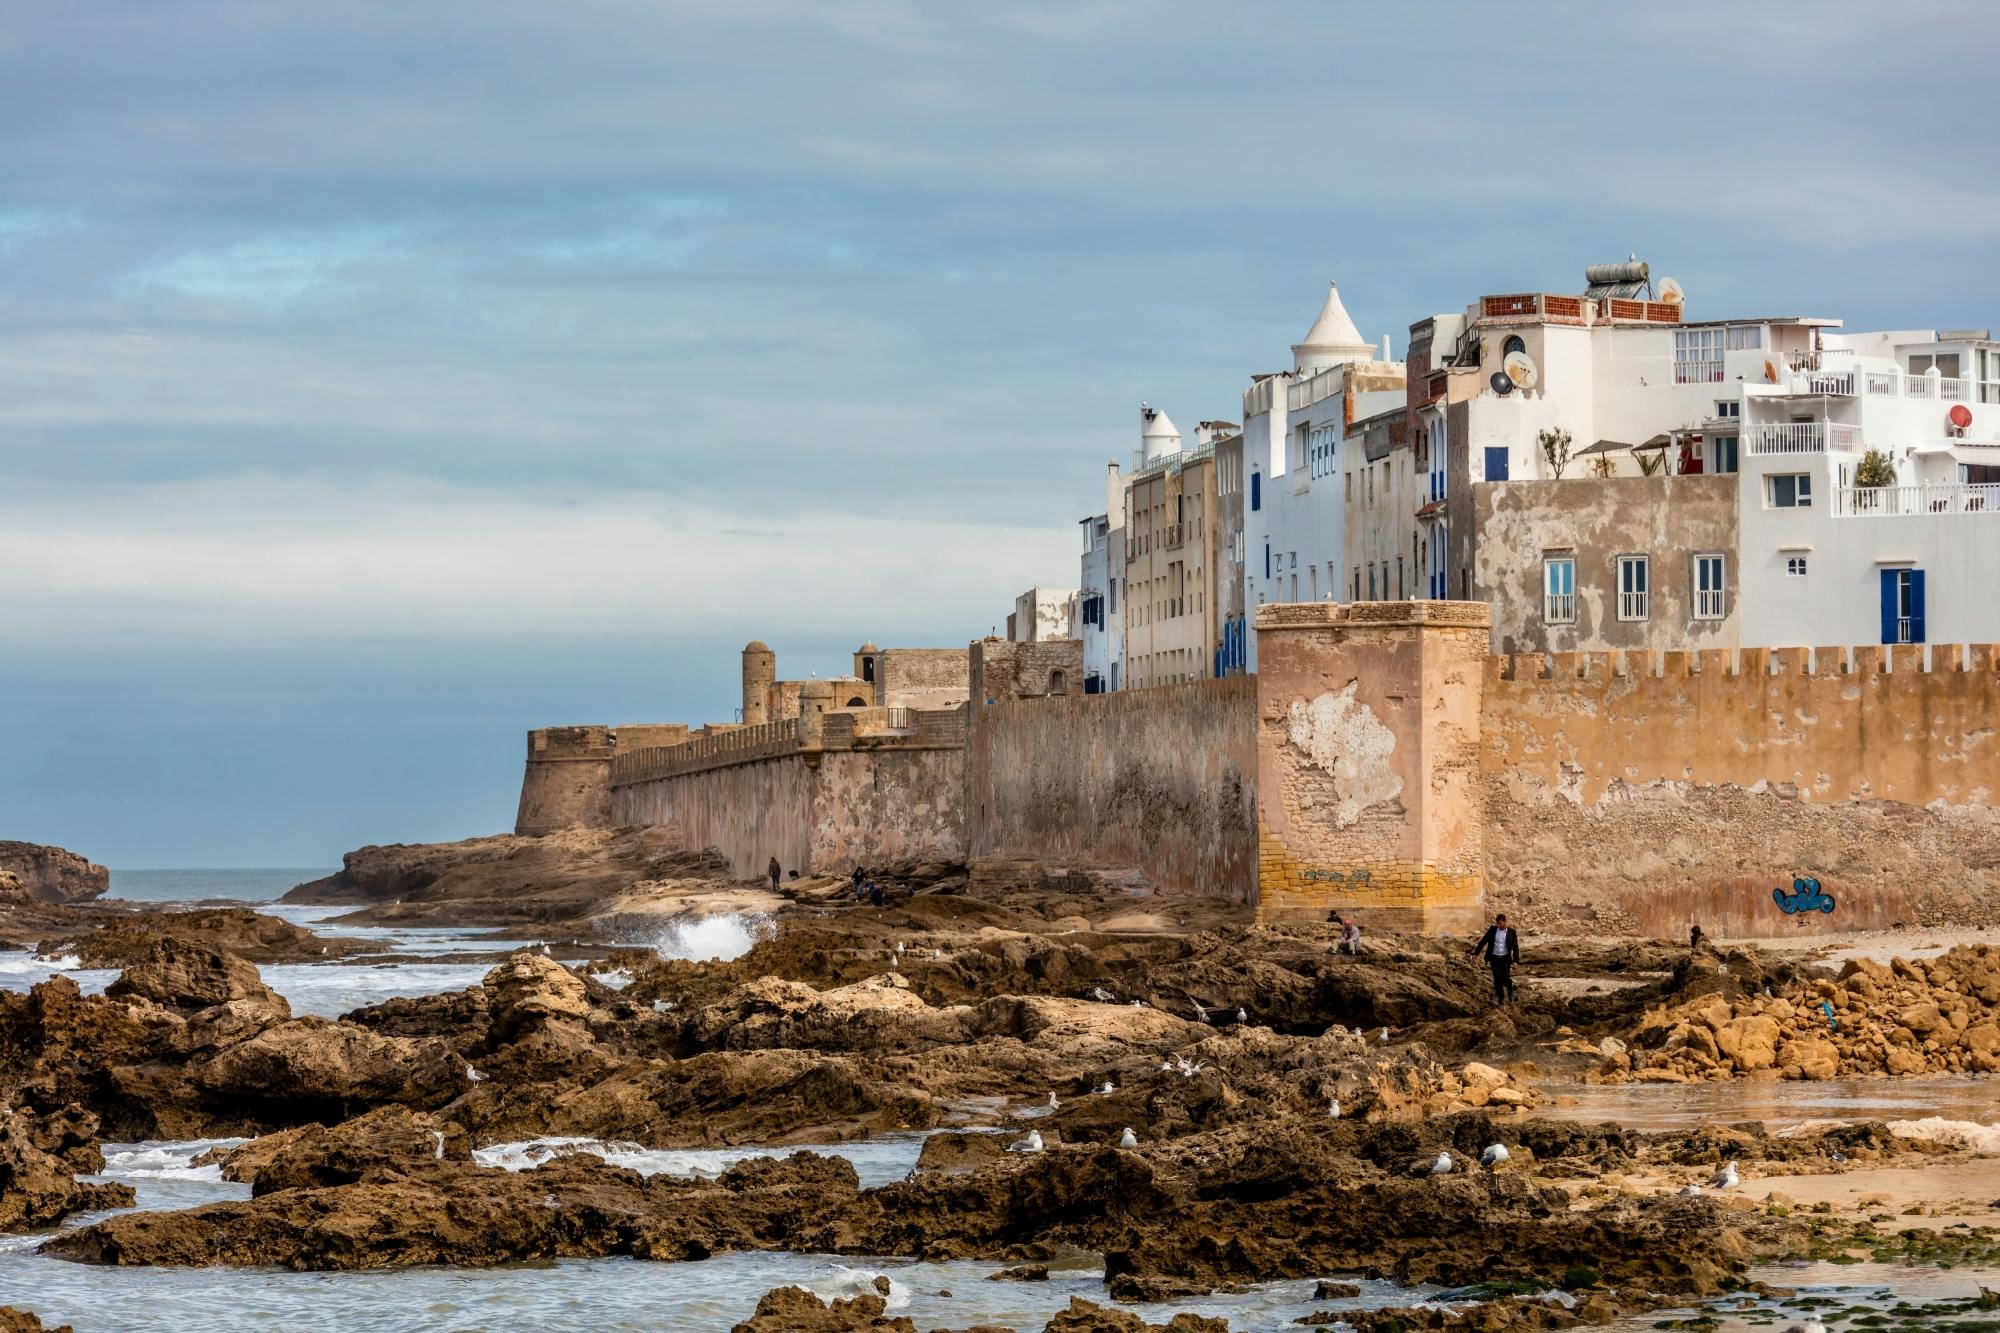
[0,843,108,906]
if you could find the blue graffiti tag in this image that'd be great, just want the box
[1301,869,1374,887]
[1772,877,1836,915]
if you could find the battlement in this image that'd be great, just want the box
[1492,642,2000,682]
[606,704,970,788]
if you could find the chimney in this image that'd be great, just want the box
[1381,334,1392,361]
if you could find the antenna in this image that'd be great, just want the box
[1503,349,1540,393]
[1489,371,1515,397]
[1657,276,1685,307]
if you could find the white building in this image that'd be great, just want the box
[1738,327,2000,648]
[1078,461,1124,692]
[1008,585,1079,643]
[1238,281,1405,669]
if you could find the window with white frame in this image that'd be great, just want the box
[1543,555,1576,624]
[1725,325,1762,350]
[1675,328,1725,383]
[1693,553,1726,619]
[1786,556,1809,577]
[1767,473,1813,508]
[1616,555,1650,621]
[1714,400,1740,419]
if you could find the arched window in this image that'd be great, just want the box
[845,696,868,708]
[1047,670,1068,695]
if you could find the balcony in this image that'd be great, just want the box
[1674,359,1723,385]
[1746,422,1863,455]
[1835,483,2000,516]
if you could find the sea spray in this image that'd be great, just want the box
[651,912,772,962]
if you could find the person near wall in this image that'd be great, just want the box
[767,855,781,891]
[1471,913,1520,1005]
[1689,923,1704,953]
[1338,915,1362,957]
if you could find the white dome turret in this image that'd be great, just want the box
[1292,280,1375,373]
[1138,401,1182,468]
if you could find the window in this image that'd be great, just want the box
[1264,543,1271,579]
[1616,555,1650,621]
[1309,567,1318,600]
[1693,554,1726,620]
[1367,563,1377,599]
[1250,471,1261,511]
[1767,473,1813,508]
[1725,325,1762,351]
[1786,556,1808,577]
[1543,556,1576,624]
[1712,435,1739,474]
[1714,400,1740,419]
[1675,328,1725,383]
[1289,551,1297,568]
[1881,568,1926,644]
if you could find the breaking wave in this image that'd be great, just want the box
[650,912,771,962]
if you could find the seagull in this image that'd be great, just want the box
[1090,987,1115,1003]
[1007,1131,1044,1154]
[932,948,945,960]
[1830,1150,1846,1164]
[889,956,898,969]
[1097,1080,1116,1095]
[1118,1127,1139,1149]
[1379,1028,1390,1043]
[1431,1152,1454,1175]
[1480,1144,1509,1170]
[463,1063,486,1083]
[895,940,905,955]
[1707,1160,1739,1190]
[1328,1098,1341,1119]
[1780,1321,1827,1333]
[1235,1006,1248,1025]
[1131,999,1148,1008]
[1047,1092,1059,1110]
[1677,1182,1704,1196]
[1191,1000,1208,1021]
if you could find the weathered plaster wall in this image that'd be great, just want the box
[876,648,971,709]
[1482,644,2000,935]
[612,752,815,880]
[967,676,1256,901]
[1254,601,1490,933]
[1473,474,1738,655]
[811,749,968,871]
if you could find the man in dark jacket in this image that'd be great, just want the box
[767,855,782,891]
[1471,913,1520,1005]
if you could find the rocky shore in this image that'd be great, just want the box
[2,841,1997,1328]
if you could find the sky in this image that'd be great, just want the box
[7,1,2000,867]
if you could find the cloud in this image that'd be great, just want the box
[0,473,1072,646]
[124,222,425,309]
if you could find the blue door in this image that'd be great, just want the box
[1484,447,1509,481]
[1879,568,1926,644]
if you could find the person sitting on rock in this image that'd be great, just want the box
[1338,915,1362,957]
[1689,923,1704,952]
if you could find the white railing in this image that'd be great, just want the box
[1288,367,1343,411]
[1543,593,1575,625]
[1674,359,1723,385]
[1788,367,1858,395]
[1618,588,1650,621]
[1746,421,1863,454]
[1695,587,1726,619]
[1835,483,2000,516]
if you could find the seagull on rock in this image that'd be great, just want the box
[1119,1127,1139,1149]
[1090,987,1115,1003]
[1235,1006,1248,1025]
[1097,1080,1116,1095]
[1328,1098,1341,1119]
[1780,1321,1828,1333]
[1707,1160,1740,1190]
[1008,1131,1044,1154]
[1379,1028,1391,1043]
[1431,1152,1454,1175]
[1677,1182,1704,1197]
[1480,1144,1509,1170]
[1047,1092,1059,1110]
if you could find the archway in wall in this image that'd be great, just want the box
[846,697,868,708]
[1047,670,1067,695]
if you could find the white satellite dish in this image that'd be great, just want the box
[1657,276,1686,306]
[1503,349,1540,392]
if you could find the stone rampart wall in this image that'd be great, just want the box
[1481,643,2000,935]
[967,676,1257,901]
[612,752,816,880]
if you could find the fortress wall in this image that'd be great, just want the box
[968,676,1256,901]
[612,752,815,881]
[811,749,968,872]
[1480,644,2000,936]
[515,726,616,835]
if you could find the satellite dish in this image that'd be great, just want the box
[1657,276,1686,306]
[1764,359,1780,384]
[1949,403,1974,430]
[1489,371,1515,396]
[1503,350,1540,392]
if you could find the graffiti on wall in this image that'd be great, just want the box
[1772,877,1836,915]
[1302,869,1374,887]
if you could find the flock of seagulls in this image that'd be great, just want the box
[1431,1144,1512,1175]
[1008,1126,1141,1153]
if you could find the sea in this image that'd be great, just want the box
[0,870,1994,1331]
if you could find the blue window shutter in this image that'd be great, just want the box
[1911,569,1927,644]
[1879,569,1897,644]
[1264,544,1271,579]
[1250,472,1261,510]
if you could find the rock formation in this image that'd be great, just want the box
[0,843,108,906]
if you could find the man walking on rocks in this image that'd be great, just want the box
[767,855,782,891]
[1472,913,1520,1005]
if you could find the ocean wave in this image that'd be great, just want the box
[0,952,84,975]
[100,1138,251,1181]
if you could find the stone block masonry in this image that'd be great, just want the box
[1253,601,1492,934]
